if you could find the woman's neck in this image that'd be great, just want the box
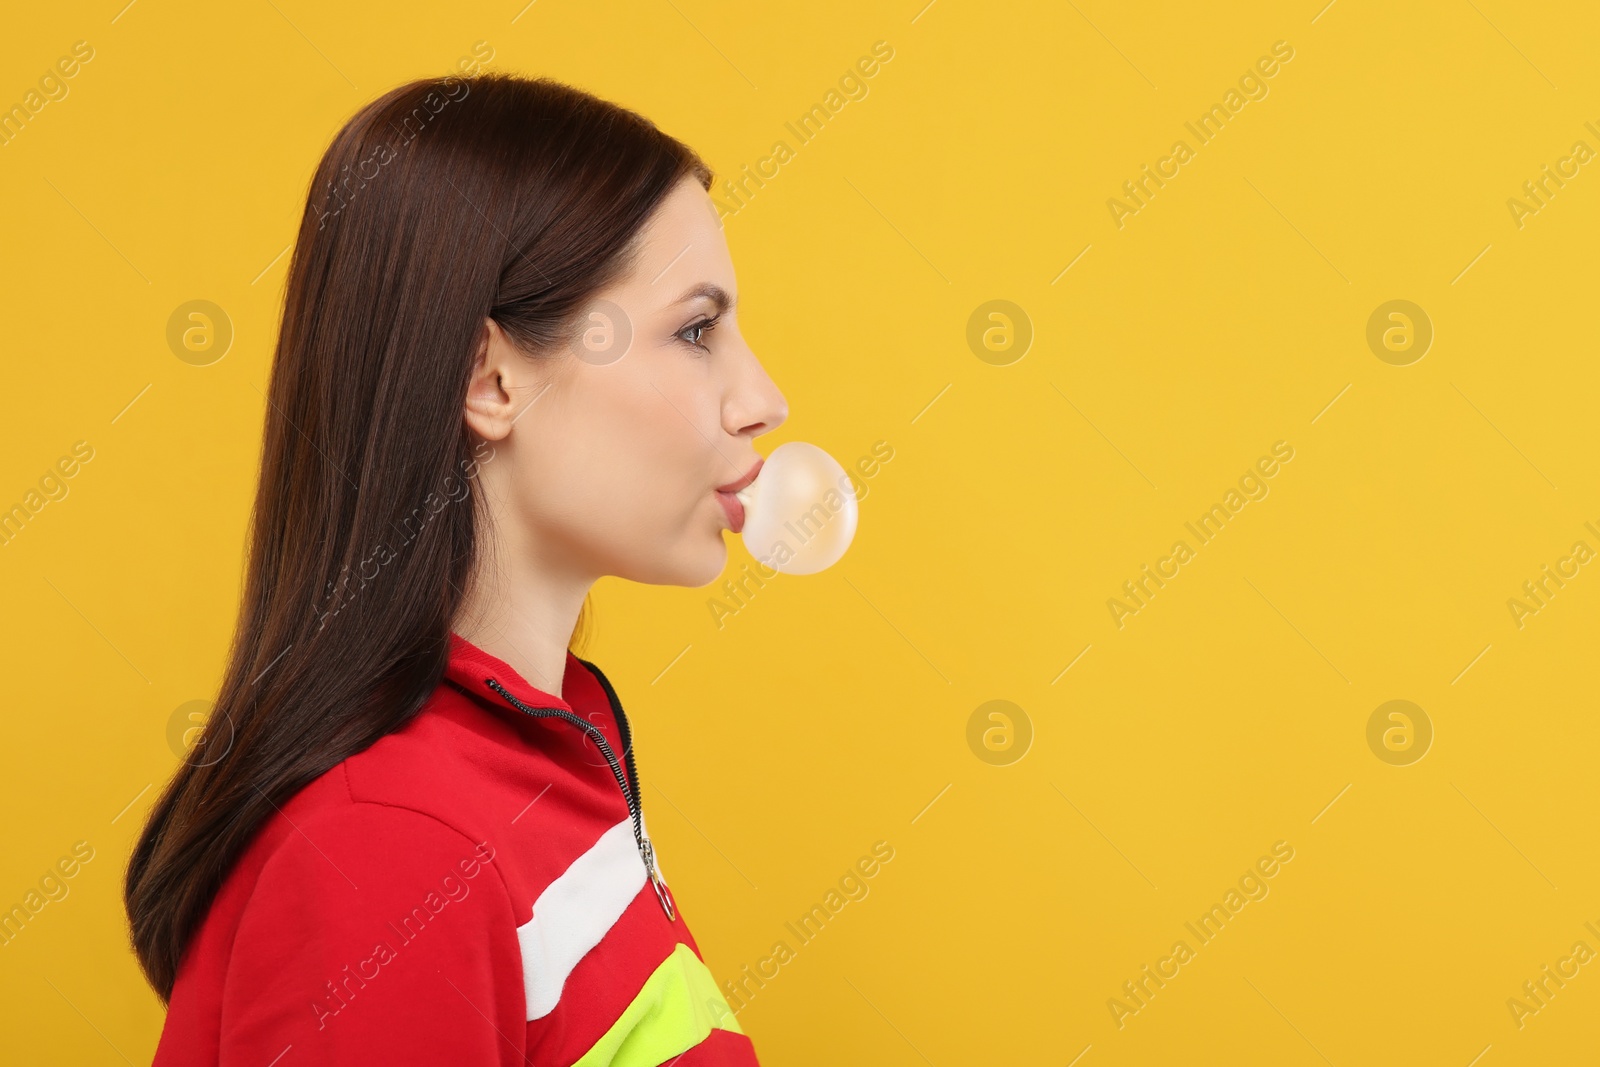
[453,548,592,701]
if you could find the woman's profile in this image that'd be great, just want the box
[124,71,785,1065]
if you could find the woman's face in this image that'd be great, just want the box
[465,175,788,589]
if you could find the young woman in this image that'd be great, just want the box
[125,71,786,1065]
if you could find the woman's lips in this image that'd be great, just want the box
[715,489,745,533]
[715,457,763,494]
[714,457,761,534]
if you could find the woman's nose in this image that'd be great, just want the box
[728,348,788,437]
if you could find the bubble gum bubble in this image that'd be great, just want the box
[734,441,857,575]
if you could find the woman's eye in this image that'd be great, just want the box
[678,316,718,351]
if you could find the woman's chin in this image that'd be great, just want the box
[688,535,731,587]
[627,537,729,588]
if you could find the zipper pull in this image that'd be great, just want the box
[640,837,676,922]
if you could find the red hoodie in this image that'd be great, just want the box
[152,633,759,1066]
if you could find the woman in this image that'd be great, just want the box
[125,71,786,1065]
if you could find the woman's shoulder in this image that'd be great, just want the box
[213,673,629,953]
[213,755,512,945]
[230,677,593,916]
[202,686,525,931]
[162,762,524,1065]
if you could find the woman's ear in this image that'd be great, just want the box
[463,317,549,442]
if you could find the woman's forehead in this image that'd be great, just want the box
[619,180,736,307]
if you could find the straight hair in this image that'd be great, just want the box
[124,71,711,999]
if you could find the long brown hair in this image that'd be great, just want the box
[125,72,711,999]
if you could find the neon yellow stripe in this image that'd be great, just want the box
[572,942,744,1067]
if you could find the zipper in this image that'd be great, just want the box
[484,675,677,922]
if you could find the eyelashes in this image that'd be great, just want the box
[676,314,720,353]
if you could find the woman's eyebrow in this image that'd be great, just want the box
[669,282,734,314]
